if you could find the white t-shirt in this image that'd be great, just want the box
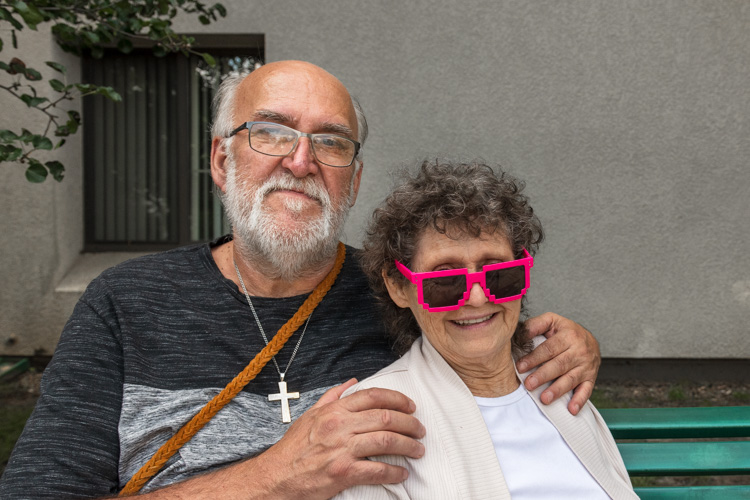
[475,385,610,499]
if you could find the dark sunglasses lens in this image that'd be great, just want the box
[422,275,467,308]
[486,266,525,299]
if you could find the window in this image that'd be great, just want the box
[82,35,263,251]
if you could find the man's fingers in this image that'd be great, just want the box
[352,409,426,438]
[522,312,557,339]
[567,380,595,415]
[338,387,417,415]
[517,331,565,373]
[351,430,425,460]
[536,367,581,404]
[309,406,426,446]
[312,378,359,408]
[335,457,409,486]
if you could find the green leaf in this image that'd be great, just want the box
[13,0,45,29]
[0,129,19,142]
[0,62,9,72]
[117,38,133,54]
[0,144,22,161]
[46,160,65,181]
[45,61,66,74]
[75,83,95,93]
[31,135,53,150]
[213,3,227,17]
[97,86,122,101]
[202,52,216,67]
[152,45,167,57]
[0,9,25,30]
[158,1,171,16]
[20,94,48,107]
[19,128,33,143]
[49,78,66,92]
[12,28,17,49]
[82,30,100,45]
[55,125,70,137]
[9,57,25,74]
[198,14,210,25]
[0,37,4,52]
[25,162,48,183]
[67,110,81,124]
[55,138,66,148]
[24,67,41,81]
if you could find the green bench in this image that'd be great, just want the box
[600,406,750,499]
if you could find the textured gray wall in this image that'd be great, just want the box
[0,30,84,356]
[2,1,748,358]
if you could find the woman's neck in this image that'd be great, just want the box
[448,354,521,398]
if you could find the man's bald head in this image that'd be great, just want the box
[211,61,368,152]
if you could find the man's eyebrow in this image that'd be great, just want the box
[252,110,355,139]
[319,122,355,139]
[252,110,294,123]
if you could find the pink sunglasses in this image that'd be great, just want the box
[394,249,533,312]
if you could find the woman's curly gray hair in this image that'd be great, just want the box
[360,159,544,355]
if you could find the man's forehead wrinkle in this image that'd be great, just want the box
[236,61,358,137]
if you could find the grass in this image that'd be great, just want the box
[667,384,687,402]
[590,388,627,409]
[0,404,35,475]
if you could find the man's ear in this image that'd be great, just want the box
[210,136,229,193]
[382,269,410,309]
[348,161,363,207]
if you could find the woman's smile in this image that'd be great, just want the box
[451,312,496,327]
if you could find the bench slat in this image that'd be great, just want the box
[618,441,750,476]
[601,406,750,439]
[634,485,750,499]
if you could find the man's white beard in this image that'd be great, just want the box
[223,156,353,281]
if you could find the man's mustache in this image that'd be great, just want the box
[259,175,328,206]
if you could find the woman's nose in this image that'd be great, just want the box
[466,282,489,307]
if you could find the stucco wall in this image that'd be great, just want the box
[2,1,748,359]
[0,30,84,356]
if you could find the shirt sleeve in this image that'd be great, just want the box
[0,280,125,499]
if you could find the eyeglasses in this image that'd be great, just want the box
[229,121,361,168]
[395,249,533,312]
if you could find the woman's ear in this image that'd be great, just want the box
[382,269,411,309]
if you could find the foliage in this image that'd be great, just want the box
[0,0,226,182]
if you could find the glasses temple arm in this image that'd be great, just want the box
[228,123,248,138]
[394,260,418,284]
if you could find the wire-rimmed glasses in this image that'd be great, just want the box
[229,121,361,168]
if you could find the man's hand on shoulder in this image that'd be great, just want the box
[516,312,601,415]
[252,379,425,499]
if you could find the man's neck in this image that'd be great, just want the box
[211,239,338,298]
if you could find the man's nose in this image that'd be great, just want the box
[283,136,319,177]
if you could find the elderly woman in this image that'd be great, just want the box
[336,160,636,499]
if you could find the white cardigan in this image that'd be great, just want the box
[334,336,637,500]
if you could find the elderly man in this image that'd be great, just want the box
[0,61,600,499]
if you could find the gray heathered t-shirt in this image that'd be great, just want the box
[0,237,397,498]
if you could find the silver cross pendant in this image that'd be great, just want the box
[268,379,300,423]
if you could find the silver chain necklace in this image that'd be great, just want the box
[233,260,312,423]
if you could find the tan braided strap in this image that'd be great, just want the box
[119,242,346,496]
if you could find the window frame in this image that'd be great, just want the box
[82,34,264,252]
